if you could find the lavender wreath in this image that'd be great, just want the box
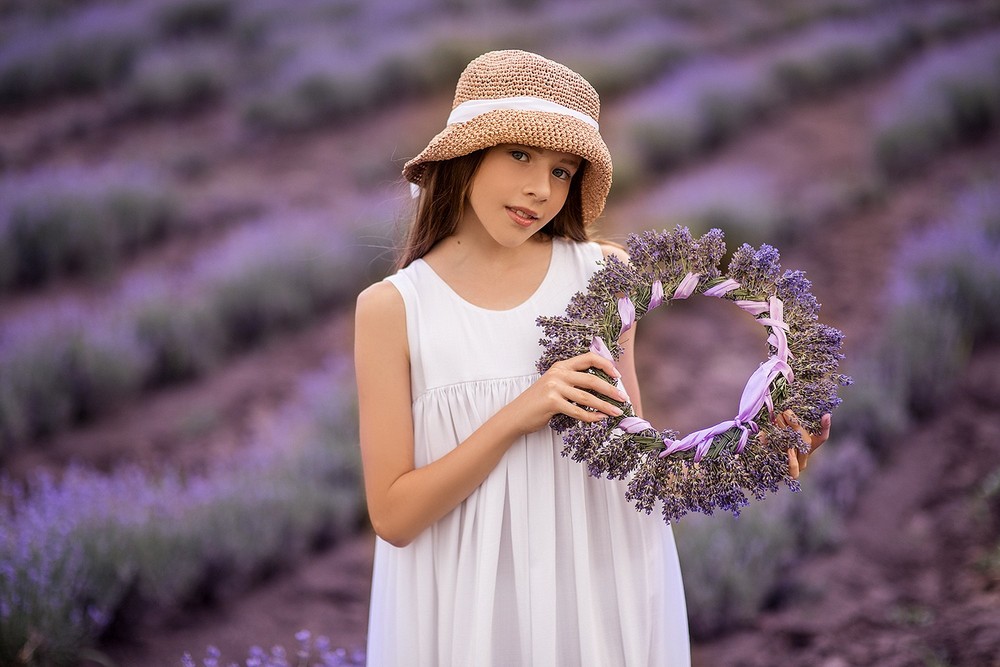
[536,226,851,523]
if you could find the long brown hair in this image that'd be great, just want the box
[395,148,591,270]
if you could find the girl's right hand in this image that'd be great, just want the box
[503,352,628,435]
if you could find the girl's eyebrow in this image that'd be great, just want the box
[505,144,581,168]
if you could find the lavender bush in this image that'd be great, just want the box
[677,480,840,638]
[0,0,921,129]
[0,211,386,452]
[154,0,234,39]
[123,44,232,116]
[873,30,1000,178]
[626,165,789,248]
[183,630,365,667]
[0,3,149,104]
[612,55,783,176]
[236,0,903,135]
[980,467,1000,579]
[610,6,998,188]
[0,166,182,291]
[0,358,362,667]
[767,17,913,96]
[879,184,1000,415]
[194,215,372,347]
[837,178,1000,449]
[0,306,151,448]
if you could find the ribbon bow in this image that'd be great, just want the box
[657,284,794,461]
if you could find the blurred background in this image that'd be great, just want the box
[2,0,1000,665]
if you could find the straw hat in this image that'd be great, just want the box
[403,50,612,225]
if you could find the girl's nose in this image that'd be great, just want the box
[523,165,550,201]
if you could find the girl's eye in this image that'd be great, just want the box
[510,150,528,161]
[553,167,572,180]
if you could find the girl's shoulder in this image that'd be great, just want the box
[550,236,624,267]
[561,236,626,261]
[355,278,405,329]
[595,240,628,262]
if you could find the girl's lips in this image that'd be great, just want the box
[506,206,539,227]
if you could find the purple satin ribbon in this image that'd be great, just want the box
[649,280,665,310]
[618,415,653,433]
[735,299,770,315]
[590,282,796,462]
[660,355,792,461]
[703,278,740,298]
[656,291,794,461]
[672,273,699,300]
[590,335,614,360]
[619,273,699,334]
[589,335,635,409]
[618,296,636,334]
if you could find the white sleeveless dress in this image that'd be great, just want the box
[367,238,690,666]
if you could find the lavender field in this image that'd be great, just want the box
[2,0,1000,665]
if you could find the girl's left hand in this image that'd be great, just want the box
[775,410,831,479]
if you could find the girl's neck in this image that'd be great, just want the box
[433,211,549,268]
[422,231,554,311]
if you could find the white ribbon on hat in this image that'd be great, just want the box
[447,95,600,130]
[410,96,599,198]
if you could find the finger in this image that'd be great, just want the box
[566,387,624,417]
[797,448,809,473]
[810,414,832,453]
[564,398,620,423]
[564,351,621,379]
[779,410,817,452]
[787,448,800,479]
[572,371,628,402]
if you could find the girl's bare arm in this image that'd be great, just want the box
[355,281,626,547]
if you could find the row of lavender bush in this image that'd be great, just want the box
[0,0,236,106]
[984,468,1000,585]
[607,25,1000,251]
[196,0,932,134]
[0,208,388,454]
[0,357,363,667]
[608,157,878,254]
[855,182,1000,428]
[873,29,1000,178]
[0,0,907,122]
[0,165,183,292]
[182,631,365,667]
[676,177,1000,638]
[606,3,1000,193]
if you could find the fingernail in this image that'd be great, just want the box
[612,406,623,416]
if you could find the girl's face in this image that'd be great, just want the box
[461,144,582,248]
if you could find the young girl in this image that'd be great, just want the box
[355,50,826,666]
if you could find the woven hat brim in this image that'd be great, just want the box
[402,109,612,225]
